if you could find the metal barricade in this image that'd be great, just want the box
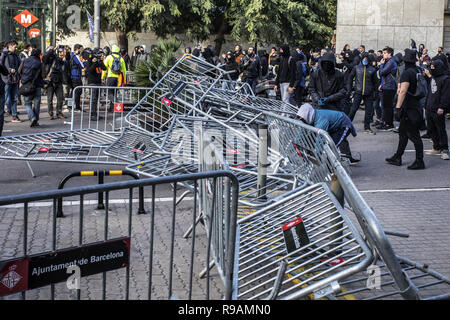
[0,171,238,300]
[69,86,153,133]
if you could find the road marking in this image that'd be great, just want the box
[1,197,194,209]
[360,187,450,194]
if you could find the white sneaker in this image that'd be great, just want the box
[441,151,449,160]
[426,149,442,156]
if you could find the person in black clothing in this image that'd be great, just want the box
[19,48,44,127]
[274,45,296,105]
[308,52,347,111]
[347,53,378,134]
[292,52,308,107]
[86,48,107,121]
[337,50,359,115]
[386,49,425,170]
[423,59,450,160]
[241,47,262,94]
[258,50,269,78]
[120,47,131,71]
[43,47,67,119]
[0,51,9,136]
[220,51,239,91]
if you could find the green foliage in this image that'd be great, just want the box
[133,37,182,88]
[56,0,337,52]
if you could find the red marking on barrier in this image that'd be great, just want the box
[161,97,172,107]
[321,257,345,266]
[282,217,304,231]
[114,103,124,112]
[226,148,239,154]
[38,147,50,152]
[0,260,29,296]
[40,139,52,143]
[132,148,144,154]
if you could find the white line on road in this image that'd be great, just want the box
[1,197,194,209]
[360,187,450,194]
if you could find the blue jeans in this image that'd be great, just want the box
[24,87,42,121]
[245,77,258,95]
[0,92,5,136]
[5,83,19,118]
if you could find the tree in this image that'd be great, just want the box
[143,0,337,54]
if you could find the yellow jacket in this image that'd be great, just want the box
[102,52,127,80]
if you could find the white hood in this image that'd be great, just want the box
[297,103,315,125]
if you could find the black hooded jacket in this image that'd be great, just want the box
[275,45,296,87]
[222,53,239,80]
[347,53,377,96]
[308,52,347,109]
[426,59,450,113]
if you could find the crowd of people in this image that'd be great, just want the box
[0,40,138,135]
[189,42,450,168]
[0,38,449,171]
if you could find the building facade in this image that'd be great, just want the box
[0,0,54,49]
[336,0,450,56]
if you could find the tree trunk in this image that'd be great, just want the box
[115,27,128,51]
[214,14,228,56]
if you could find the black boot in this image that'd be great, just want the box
[407,159,425,170]
[385,155,402,166]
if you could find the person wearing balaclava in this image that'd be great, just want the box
[346,53,378,134]
[120,47,131,71]
[275,44,296,105]
[308,52,347,111]
[296,103,360,164]
[422,59,450,160]
[386,49,425,170]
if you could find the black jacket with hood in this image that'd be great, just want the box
[347,53,378,96]
[308,52,347,110]
[425,59,450,113]
[275,45,296,87]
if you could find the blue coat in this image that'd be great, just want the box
[314,109,357,137]
[20,56,44,88]
[379,57,398,91]
[70,52,86,79]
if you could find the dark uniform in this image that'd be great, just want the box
[386,49,425,170]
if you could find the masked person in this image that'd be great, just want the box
[297,103,360,164]
[274,44,296,105]
[423,59,450,160]
[347,53,378,134]
[308,52,347,111]
[386,49,425,170]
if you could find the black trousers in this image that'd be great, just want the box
[72,78,83,110]
[349,93,374,130]
[427,111,448,151]
[382,89,396,126]
[331,126,352,157]
[47,82,64,115]
[394,110,424,161]
[106,77,119,110]
[89,84,102,117]
[293,86,304,106]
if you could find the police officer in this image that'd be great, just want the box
[386,49,425,170]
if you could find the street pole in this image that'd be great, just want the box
[94,0,101,48]
[52,0,56,46]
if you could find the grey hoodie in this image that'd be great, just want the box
[297,103,316,125]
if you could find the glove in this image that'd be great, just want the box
[318,97,328,107]
[394,108,402,122]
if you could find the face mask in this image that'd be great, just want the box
[362,60,369,66]
[322,61,334,73]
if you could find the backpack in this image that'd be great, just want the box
[407,67,427,100]
[110,54,122,74]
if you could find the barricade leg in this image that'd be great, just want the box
[97,170,105,210]
[26,161,36,178]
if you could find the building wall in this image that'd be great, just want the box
[336,0,446,56]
